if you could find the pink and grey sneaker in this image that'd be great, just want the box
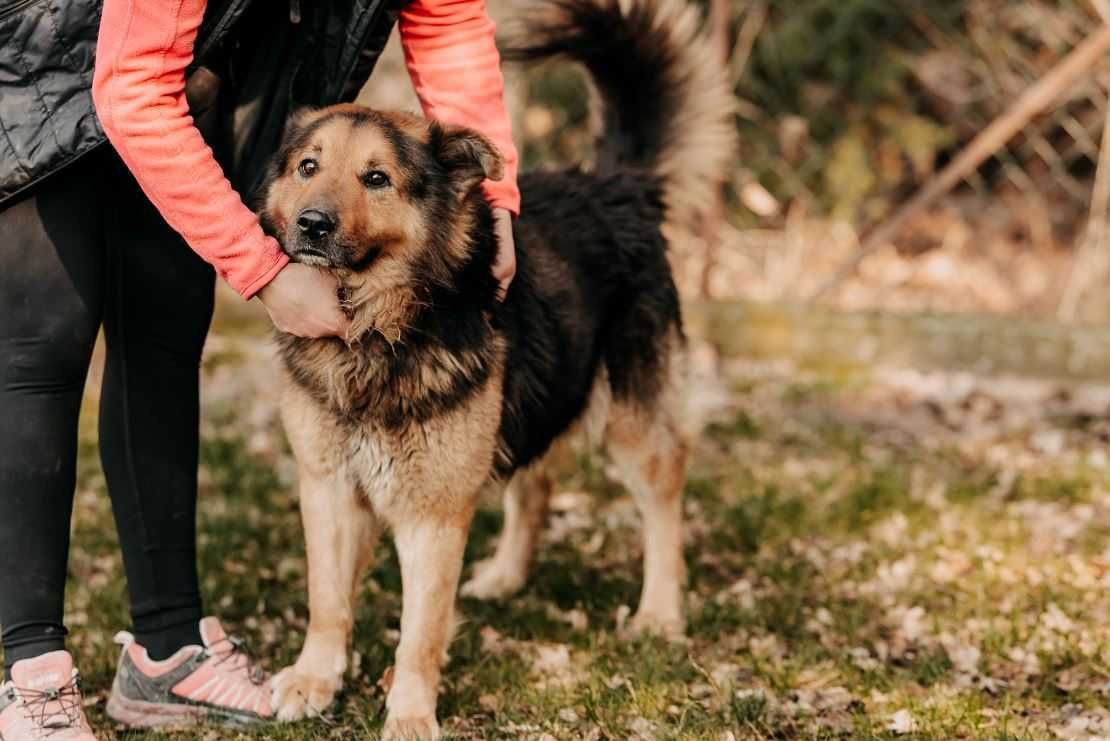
[0,651,98,740]
[105,617,273,728]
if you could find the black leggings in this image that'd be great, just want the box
[0,147,215,674]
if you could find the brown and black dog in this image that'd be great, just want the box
[259,0,735,736]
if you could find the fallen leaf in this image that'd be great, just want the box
[888,709,917,735]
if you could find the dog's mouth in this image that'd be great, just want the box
[285,243,384,274]
[288,247,332,268]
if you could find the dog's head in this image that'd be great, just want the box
[259,104,504,342]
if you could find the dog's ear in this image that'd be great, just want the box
[431,123,505,191]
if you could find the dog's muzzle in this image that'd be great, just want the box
[289,208,338,266]
[297,209,336,241]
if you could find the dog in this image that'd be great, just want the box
[260,0,735,736]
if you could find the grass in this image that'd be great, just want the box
[8,307,1110,739]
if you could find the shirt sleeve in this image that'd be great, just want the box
[92,0,289,299]
[399,0,522,214]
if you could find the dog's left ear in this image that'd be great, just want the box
[432,123,505,191]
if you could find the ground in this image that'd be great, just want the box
[23,298,1110,740]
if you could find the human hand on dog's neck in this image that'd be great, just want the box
[259,264,351,339]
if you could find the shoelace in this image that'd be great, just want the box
[208,635,268,686]
[14,677,84,737]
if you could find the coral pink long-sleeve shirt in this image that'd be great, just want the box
[93,0,520,299]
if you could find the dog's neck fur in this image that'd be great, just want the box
[340,197,499,346]
[277,198,503,427]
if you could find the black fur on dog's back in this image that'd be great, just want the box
[496,169,676,471]
[492,0,736,472]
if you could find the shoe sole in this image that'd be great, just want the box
[106,686,208,729]
[106,678,266,729]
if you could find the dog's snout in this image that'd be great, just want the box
[296,209,336,241]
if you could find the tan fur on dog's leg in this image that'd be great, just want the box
[383,518,471,740]
[272,469,380,721]
[608,400,688,638]
[461,468,552,600]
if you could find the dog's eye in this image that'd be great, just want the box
[363,170,390,189]
[298,158,319,177]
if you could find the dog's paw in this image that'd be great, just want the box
[626,610,686,641]
[459,558,526,600]
[382,713,441,740]
[270,666,342,721]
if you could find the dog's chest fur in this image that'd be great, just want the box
[278,332,506,521]
[278,326,500,425]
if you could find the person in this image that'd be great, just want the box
[0,0,519,736]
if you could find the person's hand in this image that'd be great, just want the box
[258,263,351,339]
[492,207,516,301]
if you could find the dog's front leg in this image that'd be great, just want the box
[382,515,472,740]
[272,469,379,721]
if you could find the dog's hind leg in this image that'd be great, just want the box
[606,385,688,638]
[272,469,381,721]
[460,467,552,600]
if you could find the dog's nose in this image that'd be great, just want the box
[296,209,336,240]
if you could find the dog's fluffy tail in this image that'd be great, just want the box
[503,0,737,225]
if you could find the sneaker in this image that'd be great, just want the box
[0,651,97,740]
[105,617,273,728]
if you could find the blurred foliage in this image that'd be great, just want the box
[518,66,594,172]
[741,1,966,220]
[743,1,962,114]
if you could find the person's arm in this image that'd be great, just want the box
[93,0,347,337]
[399,0,520,295]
